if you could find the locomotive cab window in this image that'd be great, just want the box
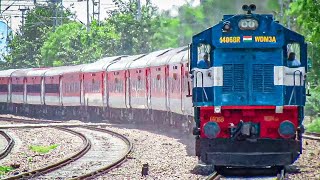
[286,43,301,67]
[197,44,211,69]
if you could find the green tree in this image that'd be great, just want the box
[106,0,163,55]
[2,4,72,69]
[289,0,320,85]
[288,0,320,120]
[159,0,280,47]
[41,21,120,66]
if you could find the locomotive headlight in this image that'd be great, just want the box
[203,122,220,139]
[278,120,296,138]
[238,19,258,30]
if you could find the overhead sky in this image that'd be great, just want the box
[63,0,200,25]
[5,0,199,31]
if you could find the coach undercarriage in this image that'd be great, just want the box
[0,103,194,132]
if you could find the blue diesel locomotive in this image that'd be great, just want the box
[190,4,309,167]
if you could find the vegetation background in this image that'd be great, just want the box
[0,0,319,131]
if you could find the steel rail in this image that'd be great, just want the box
[0,117,62,124]
[206,172,222,180]
[70,126,133,180]
[0,130,14,160]
[303,131,320,141]
[4,127,91,180]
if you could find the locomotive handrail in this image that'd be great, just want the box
[289,70,303,105]
[194,70,208,105]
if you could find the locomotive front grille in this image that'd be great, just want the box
[252,64,274,93]
[222,64,244,93]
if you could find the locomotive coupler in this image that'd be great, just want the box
[229,121,258,141]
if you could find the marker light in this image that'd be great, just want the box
[203,122,220,139]
[238,19,258,30]
[278,120,296,138]
[222,22,231,32]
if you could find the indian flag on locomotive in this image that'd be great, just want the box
[243,36,252,42]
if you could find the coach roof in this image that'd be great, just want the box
[81,56,123,73]
[148,46,188,67]
[128,49,171,69]
[0,69,18,77]
[44,65,85,77]
[168,48,188,65]
[11,69,35,77]
[26,68,50,77]
[107,54,145,72]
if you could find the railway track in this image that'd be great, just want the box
[0,130,14,160]
[4,127,90,179]
[206,170,284,180]
[1,123,132,179]
[206,172,221,180]
[302,131,320,140]
[37,126,132,179]
[0,116,62,124]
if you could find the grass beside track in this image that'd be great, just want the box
[0,166,13,176]
[306,118,320,133]
[29,144,59,154]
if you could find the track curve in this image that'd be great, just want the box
[37,126,132,179]
[302,132,320,141]
[0,130,14,160]
[4,127,90,180]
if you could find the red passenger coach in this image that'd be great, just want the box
[148,47,187,114]
[9,69,37,113]
[0,69,17,111]
[43,65,85,117]
[81,56,122,118]
[106,55,144,119]
[60,65,85,107]
[166,47,190,116]
[127,49,170,121]
[11,69,34,105]
[44,67,63,106]
[25,69,48,105]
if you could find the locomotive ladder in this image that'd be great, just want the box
[289,70,303,105]
[195,71,209,105]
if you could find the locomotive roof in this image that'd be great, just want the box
[0,69,18,77]
[44,65,85,76]
[147,46,188,67]
[128,49,171,69]
[81,56,123,73]
[107,54,145,72]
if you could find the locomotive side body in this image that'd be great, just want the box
[191,12,307,166]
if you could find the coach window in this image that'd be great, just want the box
[45,84,59,93]
[0,85,8,92]
[197,44,211,68]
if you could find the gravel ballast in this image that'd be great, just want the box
[99,124,211,180]
[287,139,320,180]
[0,114,319,179]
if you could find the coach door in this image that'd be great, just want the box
[23,77,27,104]
[125,70,131,108]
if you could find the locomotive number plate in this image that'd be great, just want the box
[264,116,279,121]
[210,116,224,123]
[219,36,241,43]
